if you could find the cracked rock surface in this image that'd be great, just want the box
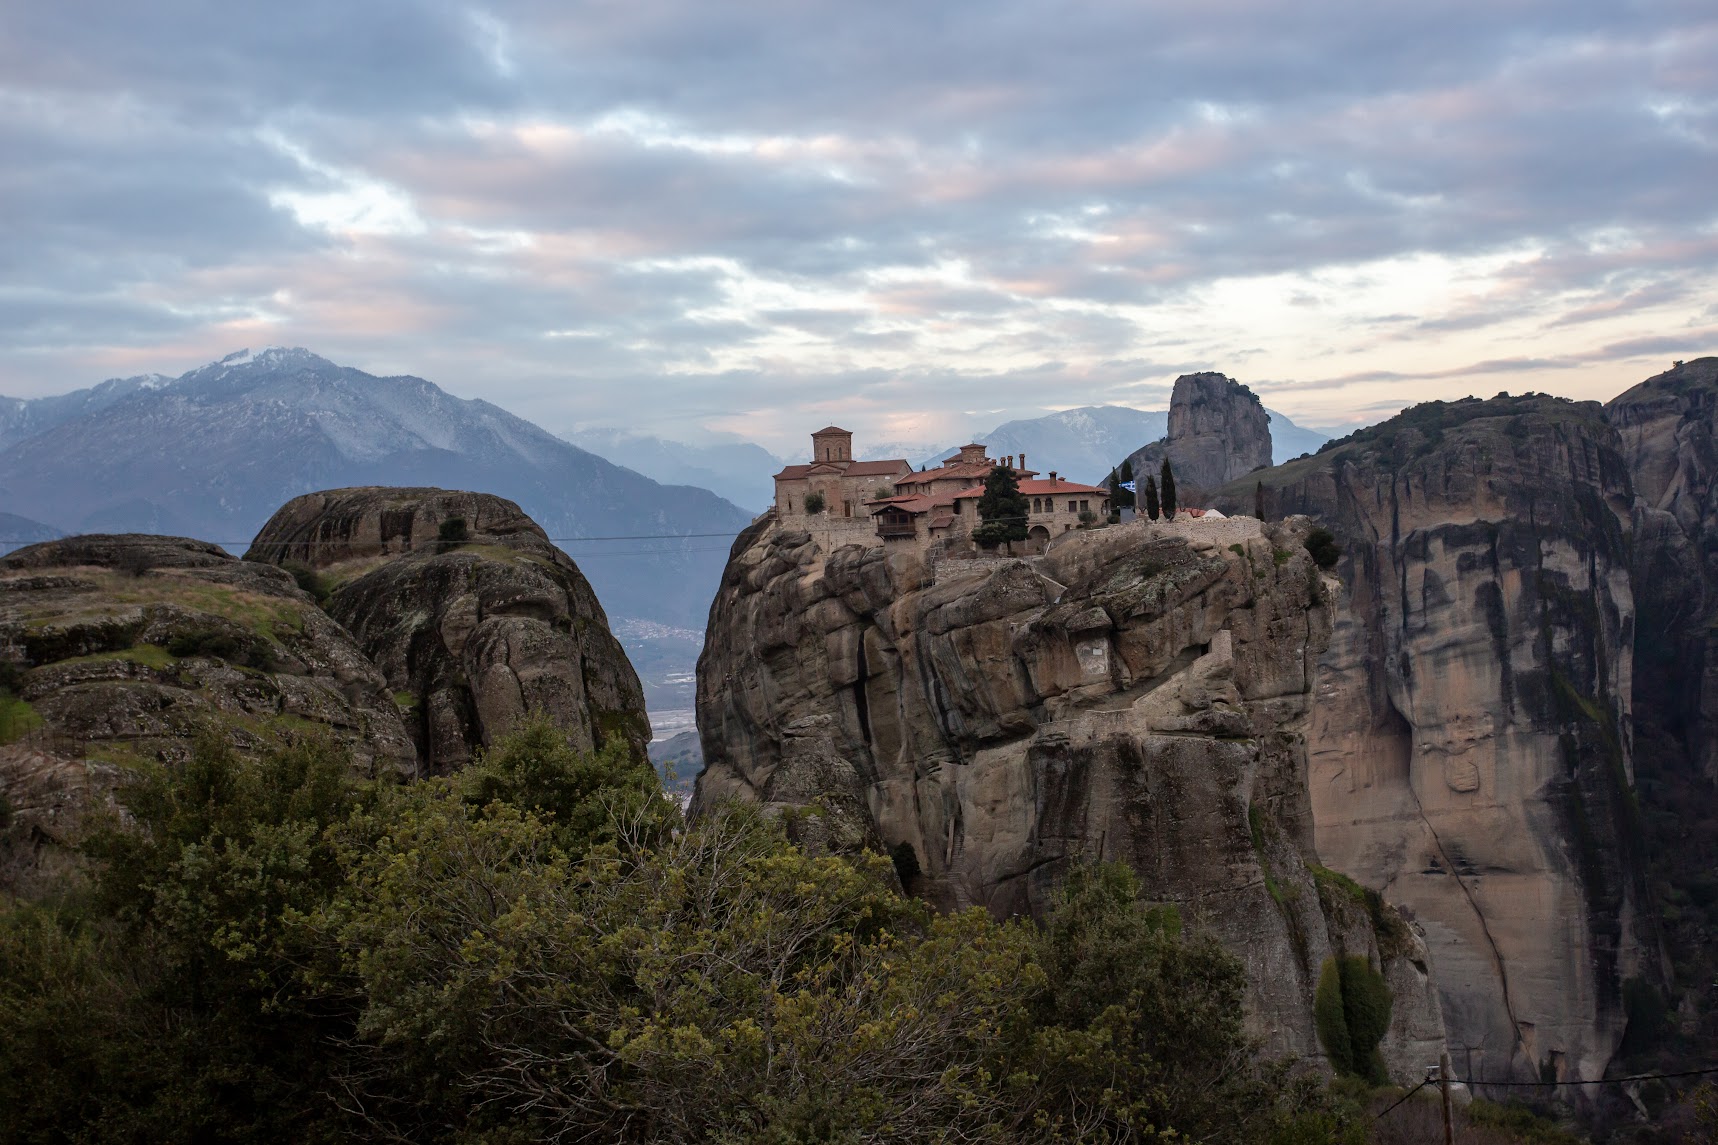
[695,513,1445,1077]
[249,488,649,773]
[1225,394,1656,1085]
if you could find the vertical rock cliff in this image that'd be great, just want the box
[1605,356,1718,1052]
[1125,373,1273,498]
[248,488,649,773]
[695,514,1445,1075]
[1222,394,1655,1085]
[1606,358,1718,779]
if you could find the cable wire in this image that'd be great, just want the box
[1458,1064,1718,1088]
[1372,1078,1432,1120]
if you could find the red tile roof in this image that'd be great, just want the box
[868,493,947,516]
[951,478,1109,499]
[774,458,913,480]
[900,461,1038,486]
[812,425,850,435]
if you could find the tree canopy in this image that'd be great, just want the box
[973,463,1030,548]
[0,716,1369,1144]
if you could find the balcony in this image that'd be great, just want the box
[876,520,918,539]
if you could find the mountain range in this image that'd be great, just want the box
[0,348,752,628]
[560,427,783,514]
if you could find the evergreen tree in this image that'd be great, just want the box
[1160,459,1178,520]
[1144,475,1160,521]
[1107,460,1135,510]
[972,464,1029,548]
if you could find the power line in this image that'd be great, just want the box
[1373,1078,1433,1120]
[1456,1064,1718,1088]
[0,531,747,547]
[1373,1063,1718,1120]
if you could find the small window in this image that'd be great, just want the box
[1067,500,1077,513]
[1080,500,1089,512]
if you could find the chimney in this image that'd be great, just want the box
[1019,452,1026,473]
[1049,470,1058,484]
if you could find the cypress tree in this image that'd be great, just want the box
[1115,460,1135,509]
[1143,476,1160,521]
[973,464,1030,548]
[1159,459,1178,520]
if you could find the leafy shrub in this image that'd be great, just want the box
[436,516,469,551]
[1314,955,1392,1083]
[1304,527,1341,569]
[0,720,1334,1144]
[165,627,279,672]
[802,490,825,514]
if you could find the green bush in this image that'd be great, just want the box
[165,627,279,672]
[1314,956,1392,1083]
[0,721,1337,1143]
[1304,527,1342,569]
[802,490,825,514]
[436,516,470,551]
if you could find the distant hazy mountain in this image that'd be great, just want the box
[0,512,61,555]
[563,428,784,514]
[0,373,173,452]
[1266,409,1330,463]
[907,405,1329,482]
[0,348,751,628]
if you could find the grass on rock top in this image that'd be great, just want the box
[8,568,309,645]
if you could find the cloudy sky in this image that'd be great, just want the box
[3,1,1714,452]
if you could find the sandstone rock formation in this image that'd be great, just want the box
[248,488,649,773]
[1604,358,1718,1052]
[1606,358,1718,780]
[1126,372,1273,500]
[1219,394,1656,1085]
[0,534,416,895]
[695,512,1445,1076]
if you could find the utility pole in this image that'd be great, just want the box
[1440,1050,1455,1145]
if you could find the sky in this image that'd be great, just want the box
[2,1,1715,453]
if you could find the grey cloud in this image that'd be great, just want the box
[0,0,1714,429]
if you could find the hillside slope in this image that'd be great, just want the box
[0,349,752,628]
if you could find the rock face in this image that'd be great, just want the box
[1220,394,1656,1085]
[1126,373,1273,499]
[1606,358,1718,780]
[695,513,1445,1076]
[1604,358,1718,1053]
[0,534,416,895]
[248,488,649,773]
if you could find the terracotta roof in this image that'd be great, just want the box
[927,515,955,530]
[869,494,946,516]
[812,425,850,435]
[951,478,1109,499]
[903,461,1038,485]
[844,459,914,476]
[774,458,912,481]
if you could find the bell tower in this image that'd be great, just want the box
[811,425,854,464]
